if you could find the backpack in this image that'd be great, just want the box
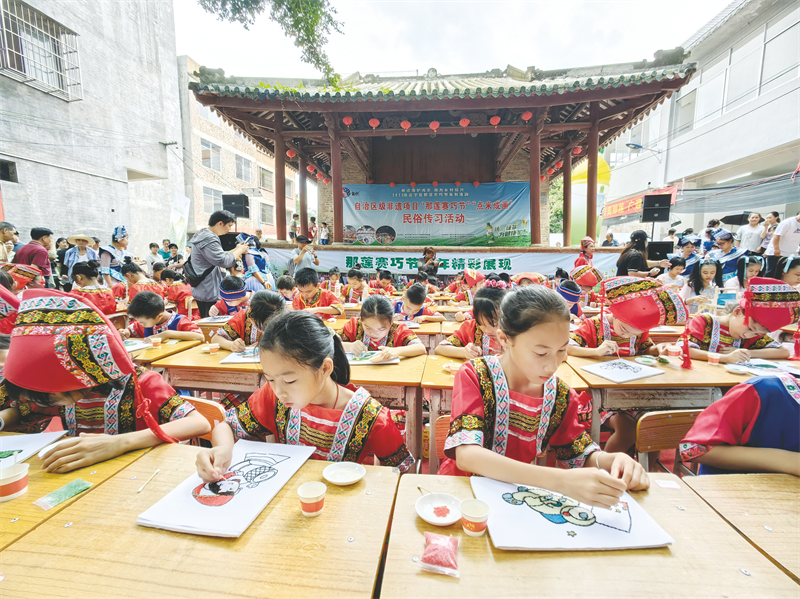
[183,254,216,288]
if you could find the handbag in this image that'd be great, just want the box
[183,254,216,288]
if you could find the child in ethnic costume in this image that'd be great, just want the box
[292,268,343,318]
[440,285,649,508]
[450,269,485,307]
[70,260,117,315]
[679,374,800,476]
[368,270,397,297]
[445,271,465,293]
[212,290,284,353]
[121,291,203,342]
[512,272,548,287]
[340,269,373,304]
[681,277,797,363]
[339,295,426,361]
[121,257,165,302]
[436,283,507,359]
[570,264,603,307]
[210,276,250,316]
[0,285,18,335]
[574,236,595,268]
[556,279,583,321]
[393,283,444,323]
[320,267,341,293]
[0,289,209,473]
[569,277,688,452]
[161,269,197,320]
[195,311,414,482]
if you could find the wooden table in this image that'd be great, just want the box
[648,325,686,344]
[380,473,799,598]
[325,319,442,351]
[196,318,230,342]
[685,474,800,582]
[0,444,400,598]
[343,303,362,319]
[421,358,587,474]
[568,355,745,442]
[0,433,149,551]
[130,340,200,365]
[108,310,128,331]
[152,345,263,398]
[350,355,427,460]
[432,305,468,321]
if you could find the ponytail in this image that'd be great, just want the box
[120,256,143,276]
[72,259,101,281]
[260,311,351,385]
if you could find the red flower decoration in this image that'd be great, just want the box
[369,118,380,130]
[286,150,296,158]
[521,111,533,122]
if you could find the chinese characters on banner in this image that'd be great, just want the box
[602,185,678,220]
[342,182,532,246]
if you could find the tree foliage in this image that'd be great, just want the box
[548,176,564,234]
[198,0,343,82]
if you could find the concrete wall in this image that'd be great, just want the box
[0,0,185,258]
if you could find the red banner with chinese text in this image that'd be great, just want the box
[602,185,677,220]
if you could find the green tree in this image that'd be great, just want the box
[198,0,343,82]
[548,177,564,234]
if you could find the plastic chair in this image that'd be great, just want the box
[635,409,703,475]
[182,396,225,442]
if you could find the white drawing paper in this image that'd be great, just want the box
[0,431,67,469]
[219,347,260,364]
[346,351,400,365]
[123,339,152,353]
[733,358,800,377]
[470,477,673,551]
[580,359,664,384]
[137,440,314,537]
[404,321,421,329]
[197,315,232,324]
[649,326,677,332]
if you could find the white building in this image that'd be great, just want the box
[0,0,187,258]
[601,0,799,239]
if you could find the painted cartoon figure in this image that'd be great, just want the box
[502,486,631,533]
[192,453,289,507]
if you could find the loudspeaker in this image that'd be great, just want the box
[222,193,250,219]
[641,207,671,222]
[642,194,672,209]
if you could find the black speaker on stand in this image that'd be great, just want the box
[222,193,250,219]
[640,193,672,240]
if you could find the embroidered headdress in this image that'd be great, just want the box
[463,269,485,287]
[740,277,800,330]
[602,276,688,331]
[570,265,604,288]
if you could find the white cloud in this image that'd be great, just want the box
[174,0,731,78]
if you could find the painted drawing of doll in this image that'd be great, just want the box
[192,453,290,507]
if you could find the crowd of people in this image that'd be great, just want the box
[0,208,796,498]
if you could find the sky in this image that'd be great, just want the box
[173,0,732,80]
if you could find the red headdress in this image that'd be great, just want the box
[740,277,800,331]
[4,289,178,443]
[512,272,547,286]
[602,277,688,331]
[2,264,42,290]
[463,269,486,288]
[569,265,604,288]
[0,285,19,335]
[580,236,595,252]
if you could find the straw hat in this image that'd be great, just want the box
[67,234,94,245]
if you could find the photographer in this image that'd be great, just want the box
[291,235,320,272]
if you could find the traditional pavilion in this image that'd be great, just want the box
[191,49,695,245]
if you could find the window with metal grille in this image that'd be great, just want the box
[261,202,274,225]
[235,155,251,182]
[201,139,221,171]
[0,0,81,101]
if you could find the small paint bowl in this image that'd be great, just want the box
[725,364,751,375]
[415,493,461,526]
[634,356,658,366]
[460,498,490,537]
[150,337,162,348]
[208,343,220,355]
[323,462,366,486]
[0,462,29,502]
[667,346,681,358]
[298,481,327,517]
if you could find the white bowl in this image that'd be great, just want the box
[415,493,462,526]
[322,462,366,486]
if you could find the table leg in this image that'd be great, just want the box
[428,388,442,474]
[590,388,603,443]
[405,386,423,461]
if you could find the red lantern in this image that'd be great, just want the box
[389,182,396,187]
[432,181,438,187]
[429,121,440,137]
[540,175,547,181]
[316,172,324,179]
[369,118,380,130]
[454,181,461,186]
[367,179,374,184]
[490,116,501,128]
[410,182,416,188]
[555,161,563,169]
[473,181,480,187]
[459,118,470,133]
[323,177,330,184]
[306,165,315,173]
[401,120,411,134]
[521,110,533,122]
[573,147,582,155]
[342,116,353,129]
[495,177,501,183]
[547,168,554,175]
[286,149,296,158]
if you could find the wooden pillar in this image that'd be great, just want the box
[331,124,344,243]
[299,157,309,237]
[586,102,600,239]
[274,116,287,242]
[529,131,541,245]
[562,152,572,247]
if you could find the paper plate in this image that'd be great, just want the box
[634,357,658,366]
[415,493,461,526]
[724,364,751,375]
[441,362,458,374]
[322,462,366,486]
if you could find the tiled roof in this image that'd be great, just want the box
[681,0,752,50]
[191,62,696,104]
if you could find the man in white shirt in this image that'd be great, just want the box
[736,213,764,252]
[662,228,677,243]
[770,211,800,274]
